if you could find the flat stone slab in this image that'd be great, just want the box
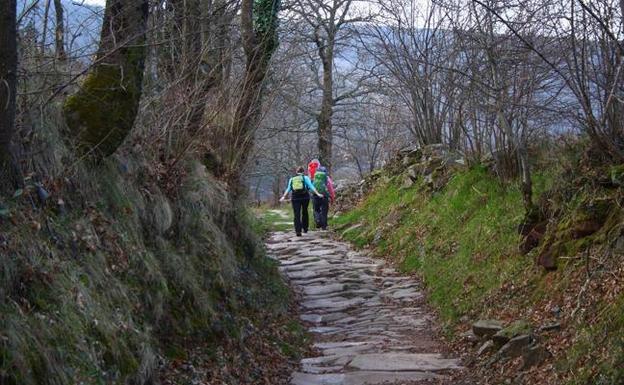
[291,371,444,385]
[348,353,462,372]
[291,373,344,385]
[387,288,423,300]
[304,283,346,296]
[302,297,367,310]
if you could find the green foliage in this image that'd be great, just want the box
[253,0,280,56]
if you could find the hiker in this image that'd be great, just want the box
[280,167,324,236]
[312,165,335,230]
[308,159,320,180]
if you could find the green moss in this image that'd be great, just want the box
[537,193,620,269]
[63,48,144,157]
[498,320,532,339]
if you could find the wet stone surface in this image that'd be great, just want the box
[267,231,463,385]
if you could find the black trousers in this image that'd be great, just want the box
[291,194,310,235]
[313,195,329,229]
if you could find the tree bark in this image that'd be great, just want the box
[63,0,149,158]
[318,49,334,172]
[187,0,234,136]
[227,0,279,189]
[53,0,66,61]
[0,0,21,193]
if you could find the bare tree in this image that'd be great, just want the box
[362,0,460,147]
[336,95,409,177]
[563,0,624,161]
[291,0,368,172]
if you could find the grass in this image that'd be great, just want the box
[254,206,293,232]
[254,201,317,234]
[333,166,551,325]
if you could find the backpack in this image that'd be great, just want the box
[291,175,306,193]
[313,171,328,195]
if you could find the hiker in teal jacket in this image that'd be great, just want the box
[312,166,333,230]
[280,167,323,236]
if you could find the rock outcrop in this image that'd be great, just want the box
[336,144,466,213]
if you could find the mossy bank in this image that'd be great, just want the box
[0,155,304,384]
[333,145,624,384]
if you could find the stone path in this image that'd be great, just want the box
[267,231,463,385]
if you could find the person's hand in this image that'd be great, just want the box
[279,196,286,202]
[316,192,323,198]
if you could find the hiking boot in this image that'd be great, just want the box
[296,232,302,237]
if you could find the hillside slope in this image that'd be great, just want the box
[0,154,305,384]
[333,144,624,384]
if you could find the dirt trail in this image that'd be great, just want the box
[267,231,464,385]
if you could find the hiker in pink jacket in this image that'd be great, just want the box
[308,159,320,180]
[308,159,335,203]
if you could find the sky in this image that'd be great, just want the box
[80,0,105,5]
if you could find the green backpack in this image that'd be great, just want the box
[291,175,306,193]
[313,171,328,195]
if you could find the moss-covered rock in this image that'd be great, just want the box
[536,196,619,270]
[493,320,533,346]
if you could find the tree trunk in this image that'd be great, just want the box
[53,0,66,61]
[186,0,234,136]
[317,49,334,172]
[63,0,149,158]
[0,0,21,194]
[181,0,208,135]
[227,0,279,191]
[229,50,269,174]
